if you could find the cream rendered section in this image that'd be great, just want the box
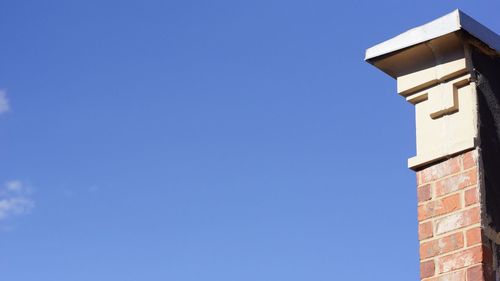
[406,74,478,169]
[397,58,468,96]
[386,33,479,169]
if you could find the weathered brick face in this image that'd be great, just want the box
[415,150,494,281]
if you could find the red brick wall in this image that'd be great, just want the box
[415,150,494,280]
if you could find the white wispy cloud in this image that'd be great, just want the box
[0,90,10,114]
[0,180,34,220]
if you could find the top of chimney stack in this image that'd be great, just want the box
[365,9,500,78]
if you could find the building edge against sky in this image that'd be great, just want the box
[367,9,500,281]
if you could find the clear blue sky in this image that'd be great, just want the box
[0,1,498,280]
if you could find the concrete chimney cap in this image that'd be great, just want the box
[365,9,500,77]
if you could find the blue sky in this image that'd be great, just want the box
[0,1,498,280]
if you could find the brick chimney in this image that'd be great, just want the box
[366,10,500,281]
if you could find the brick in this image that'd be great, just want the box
[465,187,479,206]
[420,260,435,279]
[419,221,434,240]
[418,184,432,202]
[466,249,495,281]
[482,244,493,265]
[462,150,477,170]
[466,227,482,246]
[427,270,465,281]
[435,170,477,197]
[437,245,483,273]
[466,264,494,281]
[418,194,460,221]
[420,232,464,259]
[467,265,484,281]
[419,157,461,184]
[435,207,480,235]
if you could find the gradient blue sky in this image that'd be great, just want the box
[0,1,499,280]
